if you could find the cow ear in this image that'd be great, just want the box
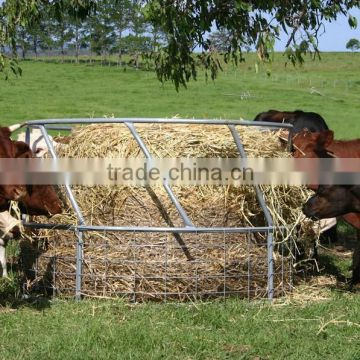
[323,130,334,147]
[318,130,334,147]
[0,127,11,138]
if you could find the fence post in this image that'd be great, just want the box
[267,230,274,301]
[75,230,84,301]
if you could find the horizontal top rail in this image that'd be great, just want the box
[22,222,274,233]
[25,118,293,129]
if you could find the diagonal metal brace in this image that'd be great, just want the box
[125,122,194,228]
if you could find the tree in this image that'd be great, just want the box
[87,13,116,61]
[16,25,31,60]
[104,0,134,66]
[208,30,233,53]
[50,5,74,62]
[144,0,359,89]
[346,38,360,51]
[0,0,359,86]
[0,0,96,75]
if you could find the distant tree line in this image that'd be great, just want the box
[13,0,165,66]
[346,38,360,52]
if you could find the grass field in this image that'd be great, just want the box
[0,52,360,359]
[1,294,360,359]
[0,52,359,138]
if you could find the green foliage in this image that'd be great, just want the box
[0,55,22,79]
[348,14,358,28]
[145,0,358,89]
[2,1,357,89]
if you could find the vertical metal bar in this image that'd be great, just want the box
[281,238,284,296]
[267,231,274,300]
[38,125,86,225]
[75,230,83,301]
[104,235,108,296]
[53,242,57,298]
[228,124,274,301]
[164,234,168,302]
[25,126,31,145]
[132,232,137,303]
[247,232,251,301]
[289,237,294,293]
[125,122,194,228]
[38,125,85,300]
[223,231,226,300]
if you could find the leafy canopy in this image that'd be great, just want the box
[0,0,359,87]
[144,0,359,89]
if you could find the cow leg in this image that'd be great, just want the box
[320,225,338,245]
[0,238,7,278]
[351,229,360,286]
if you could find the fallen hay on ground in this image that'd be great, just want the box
[23,124,317,301]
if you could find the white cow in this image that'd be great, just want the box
[16,128,58,158]
[0,211,20,277]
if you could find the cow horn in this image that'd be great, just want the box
[8,123,24,132]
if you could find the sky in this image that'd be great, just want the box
[0,1,359,51]
[274,8,360,51]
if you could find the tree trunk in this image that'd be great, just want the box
[33,36,38,59]
[21,43,26,60]
[117,30,122,67]
[60,24,65,63]
[21,30,26,60]
[75,25,79,64]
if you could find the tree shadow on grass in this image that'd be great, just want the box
[302,221,359,291]
[0,280,52,311]
[0,237,55,311]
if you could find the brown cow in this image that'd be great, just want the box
[0,125,28,200]
[0,139,62,216]
[292,130,360,158]
[296,131,360,285]
[303,185,360,285]
[303,185,360,220]
[0,139,62,277]
[254,110,329,136]
[293,128,360,241]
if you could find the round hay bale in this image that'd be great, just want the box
[26,124,316,300]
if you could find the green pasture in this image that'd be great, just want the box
[1,295,360,360]
[0,52,359,138]
[0,52,360,360]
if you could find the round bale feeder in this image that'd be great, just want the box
[19,118,316,302]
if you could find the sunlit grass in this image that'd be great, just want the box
[0,52,359,138]
[1,296,360,359]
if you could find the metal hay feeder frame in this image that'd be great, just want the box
[21,118,293,302]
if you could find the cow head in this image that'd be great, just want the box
[19,185,62,217]
[303,185,360,220]
[292,130,334,158]
[0,131,62,217]
[292,129,319,158]
[0,125,28,200]
[13,140,62,217]
[13,140,34,158]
